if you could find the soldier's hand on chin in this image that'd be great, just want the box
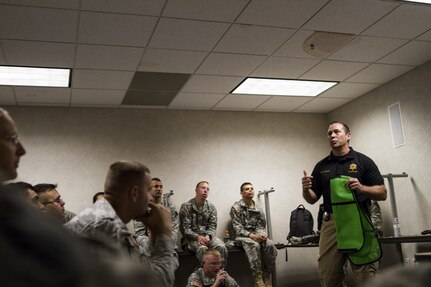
[139,202,172,237]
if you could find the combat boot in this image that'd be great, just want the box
[253,271,265,287]
[263,271,272,287]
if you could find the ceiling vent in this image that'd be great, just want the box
[303,31,355,59]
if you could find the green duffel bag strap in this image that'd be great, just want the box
[330,176,364,253]
[347,190,382,265]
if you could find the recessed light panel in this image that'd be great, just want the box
[0,66,71,87]
[403,0,431,4]
[232,78,337,97]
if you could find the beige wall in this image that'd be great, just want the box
[8,106,327,286]
[5,59,431,286]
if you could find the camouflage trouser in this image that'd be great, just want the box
[234,237,277,274]
[319,214,376,287]
[188,236,228,266]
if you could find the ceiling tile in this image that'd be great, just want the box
[0,0,80,9]
[75,45,144,70]
[255,96,310,112]
[237,0,328,28]
[0,5,78,42]
[362,4,431,39]
[214,94,270,111]
[128,72,190,91]
[139,49,208,73]
[294,97,351,113]
[300,60,369,81]
[181,75,243,93]
[303,0,397,34]
[122,90,177,106]
[214,24,295,55]
[417,29,431,41]
[2,40,75,67]
[169,92,226,109]
[378,41,431,66]
[318,82,379,99]
[150,18,229,51]
[78,12,157,46]
[346,64,414,84]
[15,87,70,104]
[328,36,408,62]
[72,70,134,89]
[0,87,16,104]
[251,57,320,78]
[196,53,266,76]
[163,0,248,22]
[81,0,165,15]
[273,30,316,58]
[71,89,125,106]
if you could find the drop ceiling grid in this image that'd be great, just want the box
[0,1,431,113]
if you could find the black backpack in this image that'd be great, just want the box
[288,204,314,238]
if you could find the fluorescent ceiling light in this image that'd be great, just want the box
[232,78,337,97]
[0,66,71,87]
[402,0,431,4]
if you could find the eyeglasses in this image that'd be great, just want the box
[2,134,20,145]
[42,197,64,206]
[153,184,163,188]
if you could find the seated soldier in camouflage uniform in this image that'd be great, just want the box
[65,161,174,287]
[134,177,180,270]
[230,182,278,287]
[187,249,239,287]
[180,181,228,266]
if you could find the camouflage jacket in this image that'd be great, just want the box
[63,209,76,223]
[187,267,239,287]
[180,198,217,241]
[65,198,174,287]
[134,195,179,250]
[230,199,267,238]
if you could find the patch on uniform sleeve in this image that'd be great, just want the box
[233,204,240,212]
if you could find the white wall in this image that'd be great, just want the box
[8,106,328,286]
[328,59,431,265]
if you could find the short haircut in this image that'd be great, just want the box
[104,161,150,195]
[8,181,33,191]
[0,107,11,121]
[329,120,350,133]
[33,183,58,194]
[152,177,162,182]
[203,248,221,259]
[240,182,253,192]
[195,181,209,189]
[92,192,105,203]
[7,182,33,198]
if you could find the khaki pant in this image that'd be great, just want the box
[319,215,376,287]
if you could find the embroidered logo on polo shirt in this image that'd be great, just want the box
[348,163,358,172]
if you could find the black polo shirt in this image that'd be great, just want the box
[311,147,384,214]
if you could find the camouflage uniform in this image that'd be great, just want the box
[133,194,180,270]
[179,198,228,265]
[63,209,76,223]
[65,198,174,287]
[187,267,239,287]
[230,199,277,274]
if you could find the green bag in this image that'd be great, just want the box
[330,176,382,265]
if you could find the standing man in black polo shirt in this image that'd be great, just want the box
[302,121,387,287]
